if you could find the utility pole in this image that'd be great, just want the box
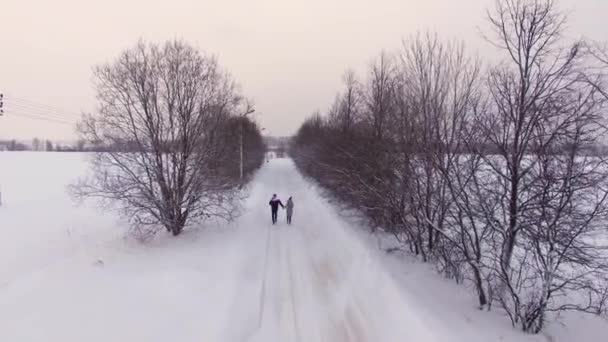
[239,121,244,180]
[0,93,3,206]
[239,105,255,181]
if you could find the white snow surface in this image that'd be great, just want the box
[0,153,606,341]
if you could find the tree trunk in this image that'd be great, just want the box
[471,264,488,308]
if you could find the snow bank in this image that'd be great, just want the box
[0,153,246,341]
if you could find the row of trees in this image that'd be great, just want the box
[1,139,55,151]
[291,0,608,334]
[72,40,265,237]
[0,138,100,151]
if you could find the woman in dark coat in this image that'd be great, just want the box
[285,196,294,224]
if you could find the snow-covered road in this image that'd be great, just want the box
[223,158,437,342]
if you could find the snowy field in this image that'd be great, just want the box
[0,153,606,341]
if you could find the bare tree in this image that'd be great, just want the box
[390,33,491,302]
[365,52,395,139]
[586,41,608,101]
[8,139,27,151]
[484,0,572,295]
[76,139,85,152]
[32,138,41,151]
[72,40,251,236]
[480,0,608,332]
[328,69,363,133]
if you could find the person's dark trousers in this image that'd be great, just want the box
[271,209,278,224]
[287,213,292,224]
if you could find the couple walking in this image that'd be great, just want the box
[269,194,294,225]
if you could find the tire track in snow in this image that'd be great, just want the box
[242,226,277,342]
[286,230,302,342]
[298,220,373,342]
[257,224,272,329]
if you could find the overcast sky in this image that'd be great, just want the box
[1,0,607,140]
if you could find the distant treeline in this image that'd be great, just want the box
[0,138,85,152]
[3,126,266,154]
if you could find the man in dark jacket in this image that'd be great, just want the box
[269,194,284,224]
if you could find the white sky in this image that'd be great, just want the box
[1,0,607,140]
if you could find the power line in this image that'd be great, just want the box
[6,100,81,117]
[0,93,82,125]
[11,112,76,125]
[5,100,83,121]
[7,102,82,122]
[8,111,77,126]
[4,95,83,119]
